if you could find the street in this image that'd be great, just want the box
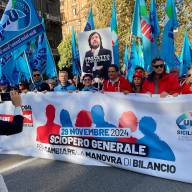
[0,154,192,192]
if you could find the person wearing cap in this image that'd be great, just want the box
[132,71,143,93]
[0,79,10,93]
[102,65,132,93]
[0,91,24,135]
[142,58,180,97]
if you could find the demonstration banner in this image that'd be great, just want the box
[0,92,192,183]
[78,28,113,79]
[0,0,44,57]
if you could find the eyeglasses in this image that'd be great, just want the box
[187,74,192,77]
[153,64,164,69]
[33,74,40,77]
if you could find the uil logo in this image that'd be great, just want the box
[1,0,31,33]
[176,112,192,130]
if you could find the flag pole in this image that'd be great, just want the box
[23,51,35,85]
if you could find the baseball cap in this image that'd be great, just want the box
[133,72,143,79]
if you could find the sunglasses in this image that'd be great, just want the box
[187,74,192,77]
[33,74,40,77]
[108,71,116,73]
[153,64,164,69]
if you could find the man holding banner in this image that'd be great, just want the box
[0,91,23,135]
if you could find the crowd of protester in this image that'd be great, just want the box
[0,58,192,97]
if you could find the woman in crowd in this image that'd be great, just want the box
[18,81,29,93]
[47,79,57,92]
[180,67,192,94]
[71,75,83,90]
[131,71,143,93]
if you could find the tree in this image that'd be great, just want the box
[57,33,72,70]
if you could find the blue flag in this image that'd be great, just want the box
[128,40,139,82]
[150,0,160,59]
[72,27,81,76]
[84,8,95,31]
[0,0,44,57]
[131,0,142,37]
[179,32,192,77]
[160,0,178,70]
[25,21,57,79]
[15,52,31,82]
[1,53,19,85]
[139,0,154,71]
[137,41,145,69]
[110,0,119,67]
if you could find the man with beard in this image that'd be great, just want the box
[83,32,112,79]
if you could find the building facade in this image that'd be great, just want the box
[0,0,62,62]
[60,0,90,36]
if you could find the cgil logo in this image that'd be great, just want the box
[176,112,192,130]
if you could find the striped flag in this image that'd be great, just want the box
[110,0,119,67]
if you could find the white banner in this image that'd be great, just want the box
[0,92,192,183]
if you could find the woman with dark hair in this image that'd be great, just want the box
[18,81,29,93]
[131,71,143,93]
[180,67,192,94]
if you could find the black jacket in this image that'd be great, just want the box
[0,115,24,135]
[83,48,112,79]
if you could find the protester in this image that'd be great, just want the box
[142,58,180,97]
[47,79,57,92]
[54,71,76,92]
[180,67,192,94]
[72,75,83,90]
[0,91,24,135]
[29,69,50,92]
[135,66,150,79]
[81,74,98,91]
[135,66,145,78]
[102,65,132,93]
[0,79,10,93]
[132,71,143,93]
[18,80,29,93]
